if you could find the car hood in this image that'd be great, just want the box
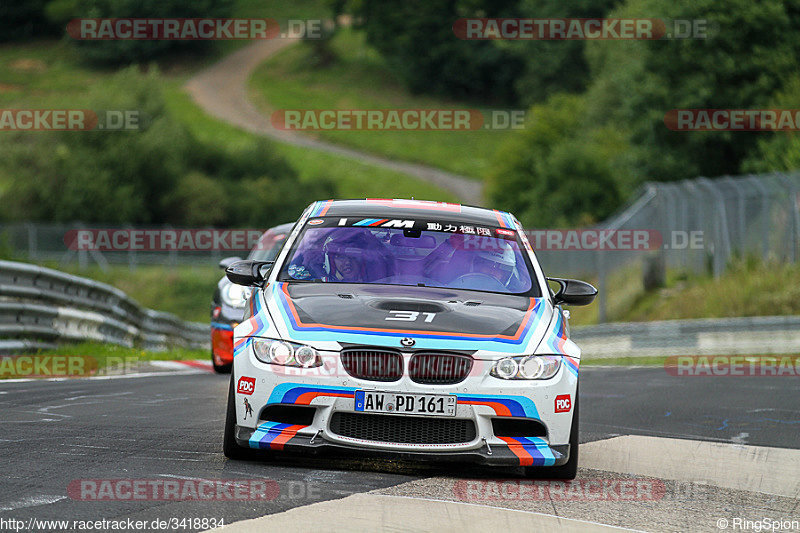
[265,282,560,354]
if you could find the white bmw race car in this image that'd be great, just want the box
[222,199,596,479]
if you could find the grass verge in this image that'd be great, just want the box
[565,258,800,327]
[0,342,207,379]
[580,356,669,366]
[0,35,457,205]
[249,28,514,180]
[165,86,458,201]
[45,262,221,323]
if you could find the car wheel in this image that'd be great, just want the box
[223,374,258,460]
[524,388,578,480]
[212,350,232,374]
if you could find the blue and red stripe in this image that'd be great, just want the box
[353,218,389,227]
[457,395,539,418]
[233,292,268,356]
[543,312,569,355]
[564,356,579,377]
[308,200,333,218]
[498,436,556,466]
[267,383,357,405]
[249,421,308,450]
[272,283,544,352]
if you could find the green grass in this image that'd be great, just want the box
[0,28,456,209]
[46,262,221,323]
[249,28,516,180]
[0,40,103,107]
[620,259,800,321]
[581,356,669,366]
[0,342,208,379]
[566,258,800,327]
[165,87,458,201]
[215,0,334,57]
[232,0,332,22]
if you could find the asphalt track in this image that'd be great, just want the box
[0,367,797,532]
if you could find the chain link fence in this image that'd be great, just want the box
[534,171,800,321]
[1,172,798,322]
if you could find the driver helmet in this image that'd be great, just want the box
[472,241,516,285]
[322,231,368,282]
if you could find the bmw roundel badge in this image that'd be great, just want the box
[400,337,416,347]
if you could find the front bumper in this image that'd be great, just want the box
[234,424,570,466]
[233,347,579,467]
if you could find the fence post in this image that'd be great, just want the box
[696,178,731,278]
[26,223,37,261]
[746,174,771,261]
[597,249,607,323]
[776,172,800,263]
[126,224,137,272]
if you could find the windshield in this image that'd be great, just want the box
[248,230,288,261]
[278,220,537,295]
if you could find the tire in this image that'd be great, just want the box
[525,389,579,480]
[212,350,232,374]
[223,374,257,460]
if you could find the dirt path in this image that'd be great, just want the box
[184,39,484,205]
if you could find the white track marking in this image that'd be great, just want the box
[581,435,800,498]
[0,495,66,512]
[0,368,206,385]
[203,493,639,532]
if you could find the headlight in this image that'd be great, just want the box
[491,355,561,380]
[222,283,252,308]
[251,338,321,368]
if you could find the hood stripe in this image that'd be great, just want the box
[272,282,546,351]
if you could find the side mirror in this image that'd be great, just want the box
[226,260,274,286]
[218,256,242,270]
[548,277,598,306]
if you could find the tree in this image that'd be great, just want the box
[513,0,620,106]
[0,0,59,41]
[583,0,800,181]
[0,67,332,227]
[350,0,524,103]
[487,94,628,227]
[63,0,234,65]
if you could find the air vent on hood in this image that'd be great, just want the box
[337,294,354,299]
[372,301,446,313]
[464,301,482,307]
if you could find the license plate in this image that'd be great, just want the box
[354,391,457,417]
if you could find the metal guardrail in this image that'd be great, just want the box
[1,261,794,359]
[572,315,800,358]
[0,260,209,354]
